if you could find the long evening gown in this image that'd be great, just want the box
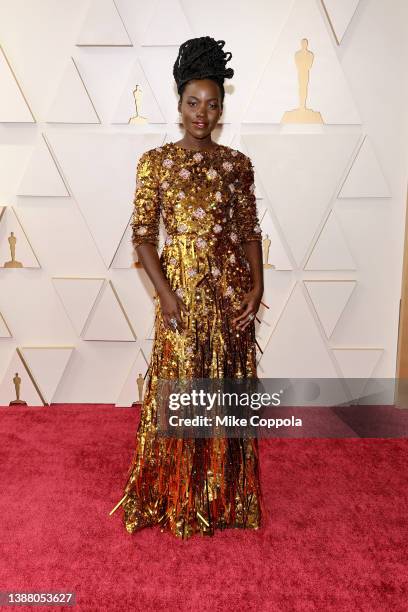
[116,141,265,539]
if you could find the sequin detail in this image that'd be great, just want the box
[206,168,218,180]
[192,207,206,219]
[124,142,264,539]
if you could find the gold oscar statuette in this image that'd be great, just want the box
[282,38,323,124]
[9,372,27,406]
[128,85,148,124]
[4,232,23,268]
[132,372,144,406]
[262,234,275,269]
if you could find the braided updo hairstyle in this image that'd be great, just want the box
[173,36,234,107]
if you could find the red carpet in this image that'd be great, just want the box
[1,404,407,611]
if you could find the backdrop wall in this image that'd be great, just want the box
[0,0,407,405]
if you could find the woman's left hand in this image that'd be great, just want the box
[231,287,263,331]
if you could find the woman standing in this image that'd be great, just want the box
[112,36,265,539]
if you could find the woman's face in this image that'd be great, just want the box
[178,79,223,141]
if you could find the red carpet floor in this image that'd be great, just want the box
[1,404,407,612]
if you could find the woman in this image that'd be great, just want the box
[112,36,265,539]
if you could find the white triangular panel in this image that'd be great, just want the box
[338,136,391,198]
[82,281,136,341]
[115,348,150,407]
[305,210,356,270]
[0,351,44,406]
[106,274,155,340]
[257,200,268,221]
[20,347,74,404]
[71,52,137,125]
[255,275,296,358]
[52,277,104,336]
[0,207,40,268]
[243,133,360,267]
[305,280,356,337]
[0,145,33,196]
[111,215,166,269]
[138,48,185,123]
[111,222,135,269]
[114,0,157,44]
[140,339,154,361]
[261,283,340,378]
[141,0,192,46]
[46,131,163,267]
[111,58,166,124]
[17,134,69,197]
[333,348,383,401]
[333,348,383,378]
[0,312,12,338]
[0,46,35,123]
[233,135,267,200]
[76,0,132,46]
[146,309,159,341]
[243,0,361,124]
[322,0,361,45]
[46,57,100,124]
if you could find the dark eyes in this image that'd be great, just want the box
[187,101,218,109]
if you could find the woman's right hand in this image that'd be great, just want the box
[157,287,188,332]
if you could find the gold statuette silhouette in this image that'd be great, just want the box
[132,372,144,406]
[128,85,148,124]
[9,372,27,405]
[4,232,23,268]
[262,234,275,269]
[282,38,323,124]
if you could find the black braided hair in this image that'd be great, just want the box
[173,36,234,106]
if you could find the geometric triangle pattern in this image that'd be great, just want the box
[260,208,293,271]
[46,57,100,124]
[0,311,12,338]
[108,273,155,341]
[338,136,391,199]
[333,348,384,401]
[0,206,41,268]
[243,0,361,124]
[20,346,74,404]
[243,133,360,266]
[46,131,163,268]
[76,0,132,47]
[82,280,136,341]
[259,283,340,377]
[305,279,357,337]
[111,222,135,269]
[111,57,166,124]
[0,145,33,196]
[0,349,45,406]
[304,210,356,271]
[0,45,35,123]
[17,133,70,197]
[255,275,296,357]
[52,277,105,336]
[333,347,384,379]
[140,0,192,47]
[321,0,361,45]
[0,2,399,399]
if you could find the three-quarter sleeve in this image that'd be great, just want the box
[233,154,262,243]
[130,149,161,249]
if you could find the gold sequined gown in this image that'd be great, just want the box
[119,141,265,539]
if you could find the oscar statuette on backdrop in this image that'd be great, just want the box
[9,372,27,406]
